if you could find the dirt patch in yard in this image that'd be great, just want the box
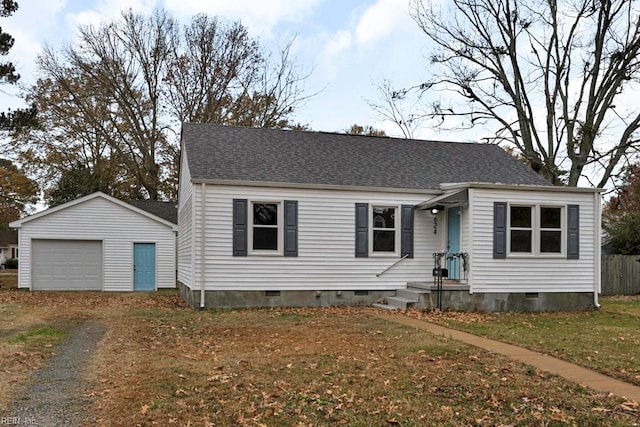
[9,320,106,426]
[0,290,180,412]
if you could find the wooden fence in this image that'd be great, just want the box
[601,255,640,296]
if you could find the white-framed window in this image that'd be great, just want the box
[539,206,562,253]
[249,201,283,254]
[370,205,399,255]
[509,204,563,255]
[509,205,533,253]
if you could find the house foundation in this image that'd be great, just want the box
[178,281,595,311]
[423,290,595,312]
[178,282,396,309]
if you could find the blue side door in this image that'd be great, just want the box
[134,243,156,291]
[447,207,461,280]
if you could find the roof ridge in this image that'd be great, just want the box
[182,122,494,147]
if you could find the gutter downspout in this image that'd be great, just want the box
[200,183,206,309]
[593,191,601,309]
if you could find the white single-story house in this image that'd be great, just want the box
[177,124,602,312]
[9,192,177,291]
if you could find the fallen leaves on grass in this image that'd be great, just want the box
[1,293,637,425]
[397,307,497,324]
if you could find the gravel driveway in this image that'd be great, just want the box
[9,319,106,427]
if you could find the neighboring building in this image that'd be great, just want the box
[9,192,177,291]
[177,124,602,311]
[0,230,18,266]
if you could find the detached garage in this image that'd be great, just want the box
[10,192,177,291]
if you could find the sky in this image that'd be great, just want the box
[0,0,456,140]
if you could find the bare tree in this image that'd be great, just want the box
[26,9,178,200]
[18,70,141,202]
[235,38,314,128]
[163,15,261,124]
[14,9,312,203]
[404,0,640,187]
[344,123,387,136]
[367,79,426,139]
[164,21,311,129]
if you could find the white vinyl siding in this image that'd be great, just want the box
[177,192,193,286]
[469,188,597,293]
[17,196,175,291]
[177,150,194,287]
[190,184,440,291]
[178,150,193,210]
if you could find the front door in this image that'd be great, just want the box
[134,243,156,291]
[447,207,461,280]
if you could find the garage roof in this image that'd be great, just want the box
[128,200,177,224]
[9,192,178,231]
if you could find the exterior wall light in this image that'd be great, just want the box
[430,205,444,234]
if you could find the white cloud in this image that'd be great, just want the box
[66,0,159,29]
[319,0,413,63]
[1,0,66,95]
[355,0,410,45]
[162,0,320,36]
[321,30,352,61]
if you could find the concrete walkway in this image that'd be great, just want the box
[378,313,640,403]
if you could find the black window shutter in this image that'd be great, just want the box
[284,200,298,257]
[493,202,507,259]
[233,199,248,256]
[401,204,414,258]
[355,203,368,257]
[567,204,579,259]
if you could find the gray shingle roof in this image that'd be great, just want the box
[128,200,177,224]
[181,123,551,190]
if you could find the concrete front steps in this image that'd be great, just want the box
[372,286,429,310]
[372,281,470,311]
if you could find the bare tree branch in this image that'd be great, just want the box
[389,0,640,187]
[11,9,313,202]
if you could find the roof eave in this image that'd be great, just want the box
[440,182,604,193]
[190,178,443,195]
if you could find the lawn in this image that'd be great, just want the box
[0,284,637,426]
[406,296,640,388]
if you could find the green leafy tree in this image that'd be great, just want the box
[605,212,640,255]
[603,163,640,254]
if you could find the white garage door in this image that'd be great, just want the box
[32,240,102,290]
